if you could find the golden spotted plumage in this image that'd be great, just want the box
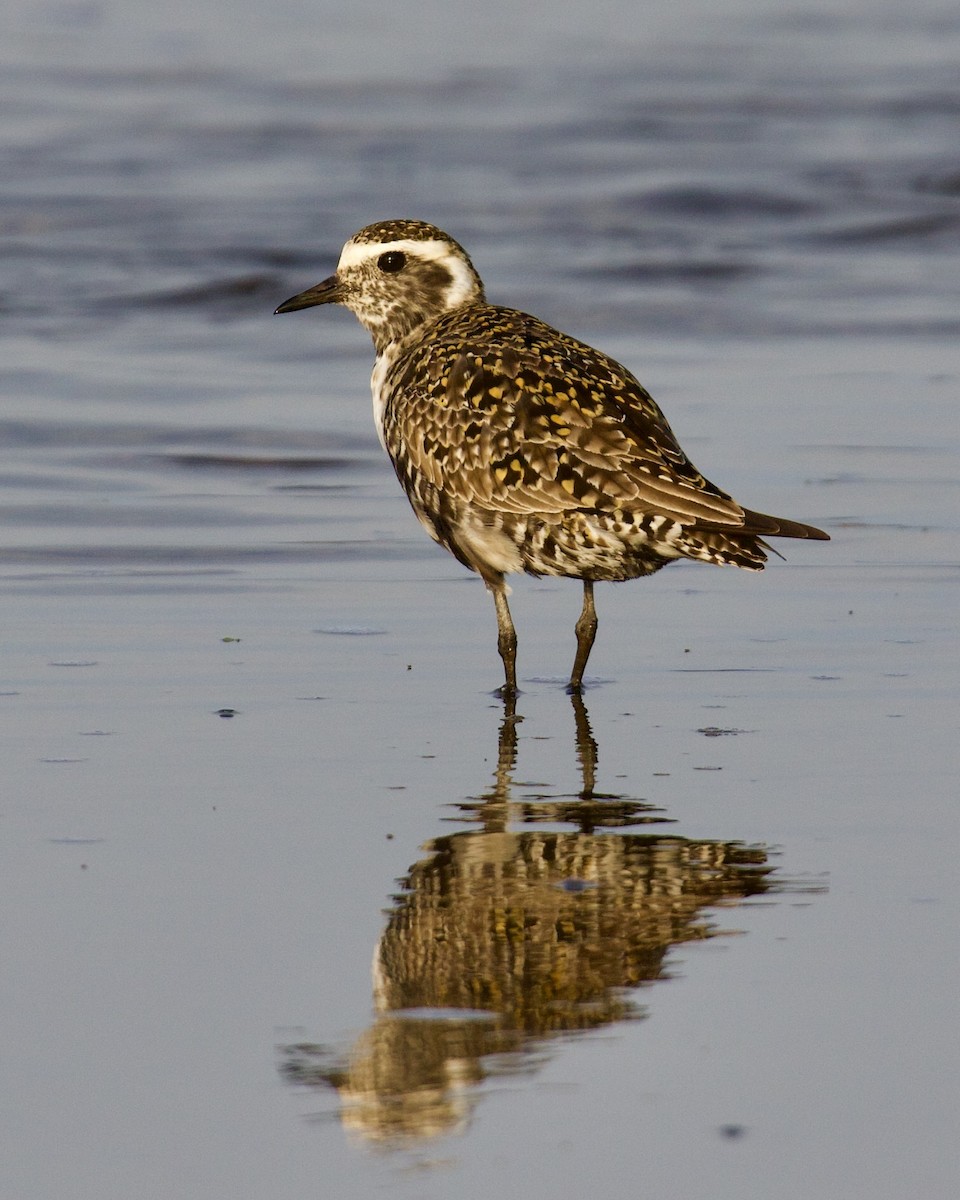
[276,219,829,692]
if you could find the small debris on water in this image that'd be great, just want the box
[557,878,597,893]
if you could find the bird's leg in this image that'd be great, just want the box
[490,581,518,695]
[569,580,598,692]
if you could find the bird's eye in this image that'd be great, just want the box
[377,251,406,273]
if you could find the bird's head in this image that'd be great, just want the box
[275,219,485,352]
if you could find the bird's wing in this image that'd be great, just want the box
[385,307,749,528]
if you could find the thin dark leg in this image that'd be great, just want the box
[491,581,518,695]
[570,580,598,691]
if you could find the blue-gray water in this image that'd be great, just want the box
[2,2,958,1198]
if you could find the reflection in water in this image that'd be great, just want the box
[280,695,779,1146]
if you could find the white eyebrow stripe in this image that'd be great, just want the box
[337,237,453,272]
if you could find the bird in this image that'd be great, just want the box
[276,219,829,694]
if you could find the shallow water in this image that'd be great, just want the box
[2,1,959,1198]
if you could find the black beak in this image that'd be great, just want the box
[274,274,344,314]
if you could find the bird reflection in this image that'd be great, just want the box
[279,693,776,1146]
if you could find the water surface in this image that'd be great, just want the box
[1,1,958,1198]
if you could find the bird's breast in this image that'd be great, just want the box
[370,348,401,452]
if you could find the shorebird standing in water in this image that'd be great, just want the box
[276,219,828,694]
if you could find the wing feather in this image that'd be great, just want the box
[383,305,751,529]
